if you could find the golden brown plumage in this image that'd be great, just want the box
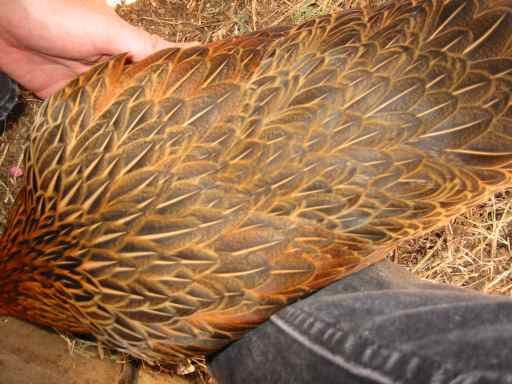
[1,0,512,364]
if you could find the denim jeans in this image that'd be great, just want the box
[209,261,512,384]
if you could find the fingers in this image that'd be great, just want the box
[39,27,199,98]
[127,30,199,61]
[37,78,74,99]
[104,18,199,61]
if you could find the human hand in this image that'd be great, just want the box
[0,0,196,98]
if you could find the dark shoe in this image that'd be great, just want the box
[0,72,18,123]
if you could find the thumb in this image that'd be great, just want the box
[106,19,199,61]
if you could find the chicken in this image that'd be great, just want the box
[0,0,511,364]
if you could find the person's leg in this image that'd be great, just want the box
[0,72,18,123]
[209,261,512,384]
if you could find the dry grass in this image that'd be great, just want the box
[392,191,512,295]
[115,0,376,43]
[0,92,40,232]
[1,0,511,382]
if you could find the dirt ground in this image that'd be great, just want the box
[0,317,196,384]
[0,1,511,383]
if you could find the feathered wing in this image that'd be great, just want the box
[13,0,512,361]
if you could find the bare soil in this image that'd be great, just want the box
[0,317,196,384]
